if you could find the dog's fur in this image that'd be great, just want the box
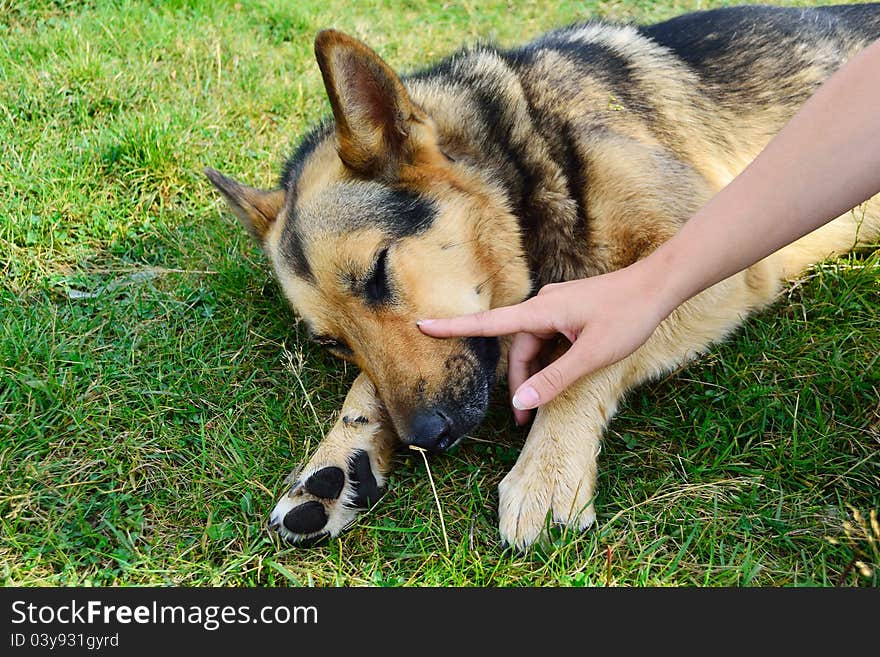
[207,4,880,549]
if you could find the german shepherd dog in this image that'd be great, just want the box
[206,4,880,549]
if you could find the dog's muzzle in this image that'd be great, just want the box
[401,336,500,453]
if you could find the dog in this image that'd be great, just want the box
[206,3,880,550]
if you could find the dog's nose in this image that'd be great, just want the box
[407,409,454,453]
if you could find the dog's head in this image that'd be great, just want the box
[207,30,531,452]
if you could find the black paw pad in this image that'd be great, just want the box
[304,467,345,499]
[345,449,384,509]
[283,501,327,534]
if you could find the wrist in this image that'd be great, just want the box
[628,244,693,321]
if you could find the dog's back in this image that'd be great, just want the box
[640,4,880,151]
[640,4,880,280]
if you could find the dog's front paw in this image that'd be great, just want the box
[497,459,596,550]
[269,448,385,546]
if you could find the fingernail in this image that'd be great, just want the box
[512,386,539,410]
[416,319,434,326]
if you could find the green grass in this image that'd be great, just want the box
[1,0,878,587]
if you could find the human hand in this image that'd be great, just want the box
[418,262,672,424]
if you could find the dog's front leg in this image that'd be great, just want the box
[497,363,626,550]
[497,265,777,549]
[270,373,398,546]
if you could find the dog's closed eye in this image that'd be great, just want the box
[365,247,391,305]
[313,335,354,358]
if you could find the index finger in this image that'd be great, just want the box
[417,303,534,338]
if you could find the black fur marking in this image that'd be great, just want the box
[285,184,434,260]
[342,415,369,427]
[464,336,500,383]
[345,449,383,509]
[511,77,591,279]
[470,88,533,227]
[279,222,314,283]
[639,6,880,108]
[378,188,436,238]
[642,6,824,75]
[283,500,327,534]
[364,247,391,304]
[304,467,346,499]
[277,123,334,285]
[640,8,796,97]
[280,121,333,190]
[557,120,590,243]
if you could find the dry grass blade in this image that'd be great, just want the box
[410,445,450,553]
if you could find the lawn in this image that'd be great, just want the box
[1,0,878,586]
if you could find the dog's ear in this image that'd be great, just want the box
[314,29,425,180]
[205,168,285,244]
